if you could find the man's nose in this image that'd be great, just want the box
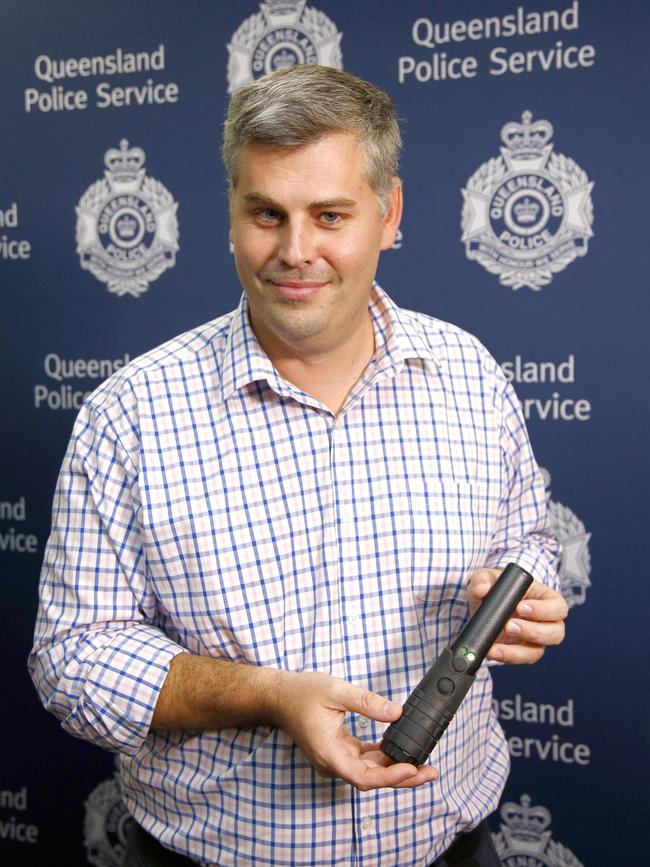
[277,218,316,267]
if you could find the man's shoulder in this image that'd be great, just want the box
[84,309,237,416]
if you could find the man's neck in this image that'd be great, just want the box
[261,314,376,416]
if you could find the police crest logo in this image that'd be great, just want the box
[83,772,132,867]
[461,111,593,290]
[75,140,179,297]
[493,794,585,866]
[227,0,343,93]
[541,468,592,608]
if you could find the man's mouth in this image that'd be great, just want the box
[265,278,330,300]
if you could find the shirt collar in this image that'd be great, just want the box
[219,294,282,402]
[219,283,439,403]
[368,283,439,373]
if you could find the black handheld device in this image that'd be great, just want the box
[380,562,534,766]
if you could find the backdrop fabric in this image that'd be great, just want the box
[1,2,648,865]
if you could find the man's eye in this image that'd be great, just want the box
[321,212,342,224]
[256,208,282,222]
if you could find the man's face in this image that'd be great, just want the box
[229,132,402,360]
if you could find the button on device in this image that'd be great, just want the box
[436,677,455,695]
[452,655,468,673]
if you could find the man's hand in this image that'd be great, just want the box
[468,567,568,664]
[271,670,439,791]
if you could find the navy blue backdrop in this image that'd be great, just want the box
[1,1,649,864]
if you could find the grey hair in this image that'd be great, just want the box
[223,65,402,213]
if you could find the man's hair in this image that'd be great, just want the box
[223,65,402,212]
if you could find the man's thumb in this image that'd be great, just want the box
[342,684,402,722]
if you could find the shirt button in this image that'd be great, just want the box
[361,816,373,831]
[358,716,369,728]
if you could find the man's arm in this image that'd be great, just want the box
[28,398,185,755]
[467,362,567,664]
[151,653,438,791]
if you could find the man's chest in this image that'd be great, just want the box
[135,374,505,666]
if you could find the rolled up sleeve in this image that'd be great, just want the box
[28,397,185,755]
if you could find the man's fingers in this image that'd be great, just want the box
[470,567,501,585]
[344,754,438,791]
[505,617,566,646]
[470,572,569,626]
[488,641,546,664]
[326,736,438,791]
[515,591,569,622]
[393,765,439,788]
[467,568,501,612]
[322,739,417,790]
[360,746,439,788]
[361,762,437,790]
[358,744,440,788]
[472,581,492,600]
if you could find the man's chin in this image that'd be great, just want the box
[263,309,332,348]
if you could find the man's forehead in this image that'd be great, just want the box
[232,133,373,197]
[237,133,366,172]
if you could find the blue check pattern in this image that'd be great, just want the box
[30,285,558,866]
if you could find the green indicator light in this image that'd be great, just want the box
[458,647,468,656]
[466,652,477,663]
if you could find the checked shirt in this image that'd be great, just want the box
[30,285,558,866]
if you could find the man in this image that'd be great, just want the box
[30,65,567,866]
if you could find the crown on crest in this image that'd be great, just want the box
[104,140,146,181]
[501,111,553,157]
[262,0,302,16]
[500,795,552,840]
[514,197,541,224]
[115,214,139,238]
[272,49,298,69]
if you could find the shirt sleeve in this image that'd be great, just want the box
[28,396,186,756]
[484,368,560,590]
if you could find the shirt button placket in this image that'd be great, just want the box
[323,417,346,677]
[358,804,380,865]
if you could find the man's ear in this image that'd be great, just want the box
[228,189,234,246]
[379,179,403,251]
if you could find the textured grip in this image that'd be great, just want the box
[380,648,474,765]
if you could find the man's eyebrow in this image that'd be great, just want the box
[242,192,284,209]
[310,198,358,210]
[241,193,358,210]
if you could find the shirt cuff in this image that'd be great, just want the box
[487,546,559,593]
[61,625,187,755]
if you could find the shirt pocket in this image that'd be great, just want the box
[408,479,498,642]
